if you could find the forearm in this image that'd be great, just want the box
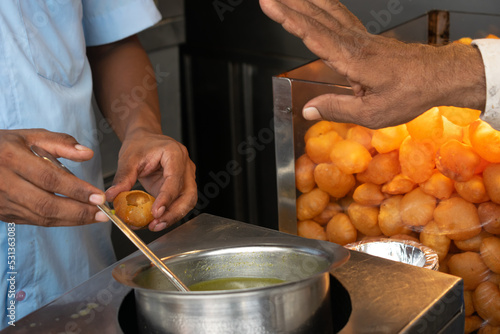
[87,35,162,142]
[427,42,486,112]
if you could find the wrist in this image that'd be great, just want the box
[427,43,486,110]
[115,105,163,142]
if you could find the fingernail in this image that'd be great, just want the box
[75,144,91,151]
[303,107,322,120]
[153,222,167,232]
[95,211,108,222]
[89,194,105,205]
[156,206,166,217]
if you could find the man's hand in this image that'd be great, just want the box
[88,35,198,232]
[259,0,486,128]
[105,132,197,231]
[0,129,108,226]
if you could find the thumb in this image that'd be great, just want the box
[302,94,364,125]
[105,163,138,202]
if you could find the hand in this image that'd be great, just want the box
[105,132,197,232]
[259,0,486,128]
[0,129,108,226]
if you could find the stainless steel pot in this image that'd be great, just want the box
[113,242,349,334]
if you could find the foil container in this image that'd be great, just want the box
[344,238,439,271]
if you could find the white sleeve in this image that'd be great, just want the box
[82,0,161,46]
[471,39,500,131]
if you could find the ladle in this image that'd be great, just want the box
[30,145,190,292]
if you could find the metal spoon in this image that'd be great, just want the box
[30,145,190,292]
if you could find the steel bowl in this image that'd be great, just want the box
[113,242,349,334]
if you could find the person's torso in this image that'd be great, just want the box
[0,2,115,329]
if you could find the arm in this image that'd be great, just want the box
[87,35,197,231]
[259,0,486,129]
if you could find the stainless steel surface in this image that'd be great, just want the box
[114,243,347,333]
[30,145,190,292]
[273,63,352,234]
[334,250,463,334]
[0,214,464,333]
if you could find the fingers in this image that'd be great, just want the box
[109,136,198,231]
[0,129,108,226]
[274,0,364,33]
[11,146,105,205]
[105,163,138,202]
[25,129,95,162]
[303,93,375,126]
[149,162,198,231]
[0,167,105,226]
[260,0,368,67]
[303,91,424,129]
[309,0,365,31]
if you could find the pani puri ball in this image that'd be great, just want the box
[447,252,489,290]
[295,154,316,193]
[313,201,343,226]
[305,130,342,164]
[326,213,357,245]
[454,230,493,253]
[371,124,408,154]
[454,175,490,203]
[435,139,481,182]
[400,188,436,228]
[419,170,454,200]
[473,281,500,326]
[438,106,481,127]
[314,163,355,198]
[399,136,435,183]
[297,220,327,241]
[478,202,500,234]
[464,315,483,334]
[434,197,482,240]
[419,220,451,261]
[483,164,500,204]
[469,120,500,163]
[381,174,416,195]
[330,139,372,174]
[347,202,381,236]
[378,195,411,237]
[296,188,329,221]
[346,125,375,154]
[480,236,500,274]
[113,190,156,228]
[406,107,443,142]
[352,183,385,206]
[357,150,400,185]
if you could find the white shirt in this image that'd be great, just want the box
[472,38,500,131]
[0,0,160,329]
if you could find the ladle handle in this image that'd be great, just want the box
[96,204,190,292]
[30,145,190,292]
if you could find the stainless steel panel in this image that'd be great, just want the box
[0,214,463,333]
[273,60,353,233]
